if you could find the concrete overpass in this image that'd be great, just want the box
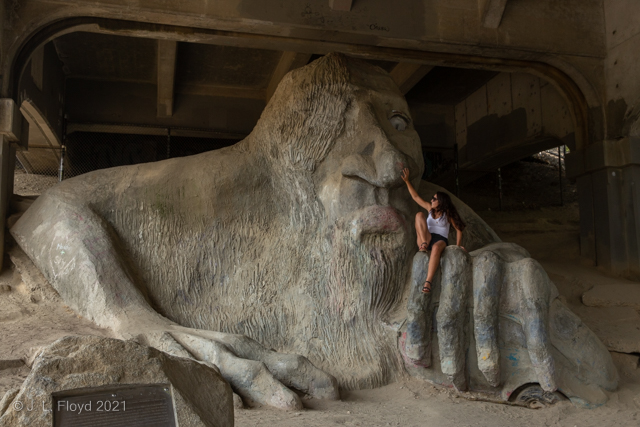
[0,0,639,279]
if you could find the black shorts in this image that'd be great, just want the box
[427,233,448,251]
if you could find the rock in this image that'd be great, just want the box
[0,285,10,293]
[23,346,44,368]
[574,305,640,353]
[610,352,640,381]
[8,246,59,303]
[0,335,233,427]
[582,284,640,310]
[0,390,19,418]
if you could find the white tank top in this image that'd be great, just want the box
[427,211,449,239]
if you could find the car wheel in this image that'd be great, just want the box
[510,384,566,409]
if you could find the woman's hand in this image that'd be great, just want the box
[401,168,410,183]
[401,167,430,210]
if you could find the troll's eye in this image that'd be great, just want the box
[389,112,409,131]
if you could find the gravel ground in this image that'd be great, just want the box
[13,170,59,197]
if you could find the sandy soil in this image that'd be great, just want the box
[2,167,640,426]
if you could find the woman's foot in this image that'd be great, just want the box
[422,280,432,293]
[418,242,428,252]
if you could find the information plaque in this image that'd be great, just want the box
[52,384,176,427]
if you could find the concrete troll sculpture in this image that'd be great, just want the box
[11,53,616,409]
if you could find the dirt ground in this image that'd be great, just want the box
[3,162,640,426]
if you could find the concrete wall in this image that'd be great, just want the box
[454,72,574,170]
[19,42,65,142]
[603,0,640,139]
[566,0,640,278]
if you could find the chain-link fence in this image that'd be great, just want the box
[15,124,242,190]
[16,145,64,177]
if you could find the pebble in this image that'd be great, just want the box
[0,284,11,292]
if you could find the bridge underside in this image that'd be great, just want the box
[0,1,639,279]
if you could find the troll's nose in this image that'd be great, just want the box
[341,138,408,189]
[374,144,407,188]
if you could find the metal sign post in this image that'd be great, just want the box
[558,146,563,206]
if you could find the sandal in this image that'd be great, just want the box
[422,280,432,293]
[418,242,428,252]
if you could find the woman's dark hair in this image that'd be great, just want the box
[431,191,466,231]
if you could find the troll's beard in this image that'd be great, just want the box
[305,222,411,389]
[327,227,409,322]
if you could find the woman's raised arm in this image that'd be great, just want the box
[401,168,431,211]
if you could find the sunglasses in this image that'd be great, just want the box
[431,197,438,202]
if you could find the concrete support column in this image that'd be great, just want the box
[568,137,640,279]
[0,137,13,270]
[0,99,21,271]
[576,174,596,262]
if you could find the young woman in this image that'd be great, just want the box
[401,168,466,293]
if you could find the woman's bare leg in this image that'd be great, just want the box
[415,212,431,248]
[424,241,447,292]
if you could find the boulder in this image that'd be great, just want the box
[0,335,233,427]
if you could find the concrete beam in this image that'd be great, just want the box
[176,83,266,100]
[67,122,246,140]
[389,63,433,94]
[329,0,353,11]
[266,52,312,102]
[157,40,178,117]
[479,0,509,29]
[19,99,61,148]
